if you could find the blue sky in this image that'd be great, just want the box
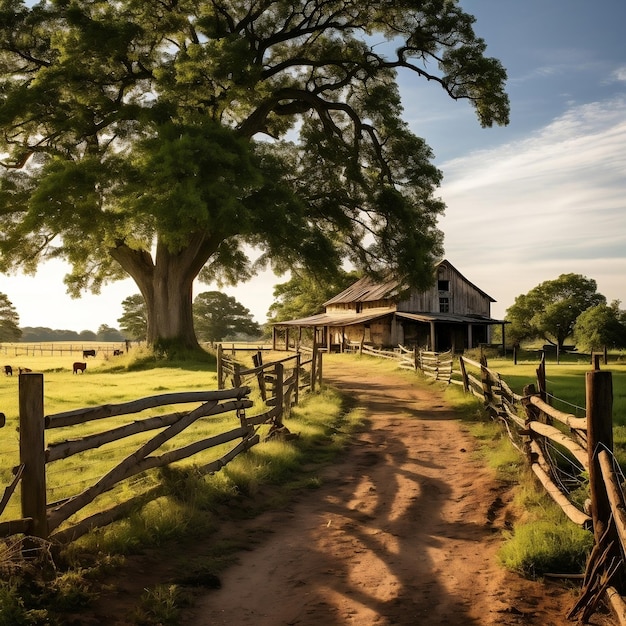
[3,1,626,329]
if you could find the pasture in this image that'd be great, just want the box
[0,344,224,523]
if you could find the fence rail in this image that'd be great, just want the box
[0,349,322,546]
[358,347,626,624]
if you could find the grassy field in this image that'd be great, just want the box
[0,345,234,522]
[465,352,626,465]
[0,345,366,625]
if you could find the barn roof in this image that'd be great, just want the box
[274,311,393,327]
[322,275,402,306]
[322,259,496,306]
[395,312,505,325]
[274,310,506,328]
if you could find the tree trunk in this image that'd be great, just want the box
[147,259,198,350]
[110,234,219,352]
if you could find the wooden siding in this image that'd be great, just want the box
[328,319,391,346]
[396,261,492,317]
[326,300,396,315]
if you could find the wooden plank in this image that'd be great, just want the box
[46,387,251,428]
[528,395,587,430]
[46,411,189,462]
[598,450,626,560]
[46,398,250,531]
[527,421,588,468]
[606,587,626,626]
[0,517,32,537]
[531,462,591,527]
[0,464,24,517]
[19,373,48,539]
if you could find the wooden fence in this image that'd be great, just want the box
[456,354,626,623]
[1,343,129,358]
[0,349,321,546]
[361,346,626,624]
[217,345,323,402]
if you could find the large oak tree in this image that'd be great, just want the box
[0,0,509,351]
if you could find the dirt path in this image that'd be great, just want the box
[180,357,608,626]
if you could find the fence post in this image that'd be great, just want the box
[586,365,613,542]
[459,356,469,393]
[217,344,224,389]
[311,344,318,392]
[233,363,242,388]
[252,351,267,401]
[19,372,48,540]
[316,350,323,389]
[536,353,547,403]
[294,353,300,405]
[274,362,284,427]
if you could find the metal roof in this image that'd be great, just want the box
[395,312,505,325]
[274,311,394,327]
[323,275,402,306]
[274,310,505,328]
[321,259,496,306]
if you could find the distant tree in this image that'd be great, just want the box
[193,292,260,343]
[78,330,97,341]
[574,301,626,352]
[118,295,148,341]
[0,293,21,341]
[20,326,84,341]
[96,324,124,342]
[268,270,361,323]
[506,274,606,349]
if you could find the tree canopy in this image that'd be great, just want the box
[193,291,260,342]
[506,274,606,349]
[0,292,21,341]
[574,301,626,352]
[268,269,360,322]
[0,0,509,351]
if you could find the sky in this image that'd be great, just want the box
[2,0,626,330]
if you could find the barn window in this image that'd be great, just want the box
[438,279,449,291]
[439,297,450,313]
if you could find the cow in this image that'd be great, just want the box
[4,365,12,376]
[73,362,87,374]
[18,367,32,374]
[82,349,96,358]
[113,349,124,356]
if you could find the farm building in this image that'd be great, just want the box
[272,259,507,353]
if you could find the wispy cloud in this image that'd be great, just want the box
[438,97,626,316]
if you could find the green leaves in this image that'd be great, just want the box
[0,0,509,346]
[506,274,607,348]
[0,292,21,341]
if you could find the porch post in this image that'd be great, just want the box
[467,324,473,349]
[429,321,436,351]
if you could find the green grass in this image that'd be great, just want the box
[444,363,597,579]
[1,347,364,625]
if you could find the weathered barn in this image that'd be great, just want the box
[272,259,507,353]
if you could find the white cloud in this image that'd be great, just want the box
[613,66,626,82]
[439,97,626,318]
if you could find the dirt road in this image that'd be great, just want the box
[181,356,608,626]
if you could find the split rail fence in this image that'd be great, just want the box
[360,346,626,624]
[0,348,321,546]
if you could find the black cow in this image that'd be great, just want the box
[4,365,12,376]
[113,349,124,356]
[73,362,87,374]
[82,349,96,358]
